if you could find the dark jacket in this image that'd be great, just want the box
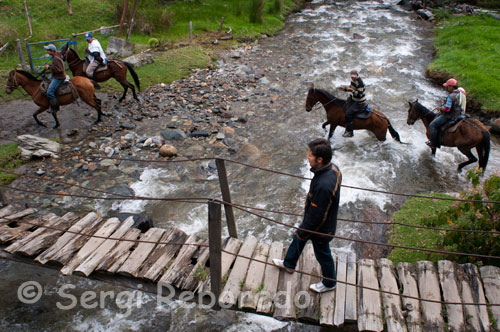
[350,77,366,102]
[49,52,66,80]
[296,163,342,241]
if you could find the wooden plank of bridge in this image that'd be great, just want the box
[357,258,383,332]
[159,234,205,287]
[333,252,348,327]
[0,217,37,243]
[319,252,337,326]
[74,217,135,277]
[199,237,242,293]
[416,261,445,332]
[118,227,166,278]
[4,213,57,252]
[396,262,422,332]
[437,260,465,332]
[60,218,121,276]
[239,242,270,311]
[480,266,500,331]
[0,208,37,226]
[297,244,321,323]
[344,252,357,321]
[140,227,187,282]
[7,213,77,256]
[459,263,490,332]
[0,205,15,218]
[273,246,302,321]
[35,212,101,265]
[378,258,407,332]
[256,241,283,315]
[219,235,258,308]
[181,238,211,291]
[96,227,141,274]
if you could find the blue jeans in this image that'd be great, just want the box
[429,114,448,147]
[46,78,63,100]
[283,235,336,287]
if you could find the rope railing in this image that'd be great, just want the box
[1,135,498,205]
[0,214,498,308]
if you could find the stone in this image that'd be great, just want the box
[259,77,270,85]
[17,134,61,160]
[490,118,500,135]
[123,52,154,67]
[108,184,135,197]
[106,36,135,57]
[222,126,235,135]
[416,9,434,21]
[184,144,204,157]
[121,122,136,130]
[159,144,177,157]
[114,212,154,232]
[161,129,186,141]
[191,131,210,138]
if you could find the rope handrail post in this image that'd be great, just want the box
[215,158,237,238]
[208,200,222,308]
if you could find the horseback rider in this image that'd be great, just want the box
[427,78,464,149]
[84,32,107,79]
[43,44,66,114]
[337,69,366,137]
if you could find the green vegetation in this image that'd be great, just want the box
[387,193,454,264]
[194,265,208,281]
[0,0,304,101]
[0,143,23,185]
[429,14,500,112]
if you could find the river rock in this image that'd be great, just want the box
[17,134,61,160]
[108,184,135,197]
[159,144,177,157]
[184,144,204,157]
[416,9,434,20]
[490,118,500,135]
[161,129,187,141]
[115,212,154,232]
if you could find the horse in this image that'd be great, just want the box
[5,70,103,129]
[305,84,402,142]
[60,43,140,102]
[406,100,490,171]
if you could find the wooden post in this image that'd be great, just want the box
[218,17,225,33]
[126,0,138,42]
[15,39,28,71]
[208,200,222,306]
[67,0,73,16]
[24,1,33,37]
[117,0,130,38]
[215,158,237,238]
[189,21,193,43]
[0,42,9,57]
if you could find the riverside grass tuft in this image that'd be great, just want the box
[0,143,22,185]
[428,14,500,112]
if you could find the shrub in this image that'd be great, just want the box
[423,167,500,267]
[249,0,265,24]
[272,0,283,13]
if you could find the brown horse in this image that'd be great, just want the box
[61,43,140,102]
[5,70,102,128]
[407,100,490,171]
[305,84,401,142]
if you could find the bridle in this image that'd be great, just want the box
[308,88,339,110]
[62,45,81,66]
[6,71,19,91]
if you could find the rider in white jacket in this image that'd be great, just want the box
[84,32,107,79]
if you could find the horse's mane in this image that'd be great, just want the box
[314,88,346,106]
[413,101,436,121]
[14,70,41,82]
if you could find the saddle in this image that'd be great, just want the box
[83,58,108,73]
[441,114,470,133]
[355,104,371,119]
[40,76,76,96]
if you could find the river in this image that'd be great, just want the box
[1,0,498,331]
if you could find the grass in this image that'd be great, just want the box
[0,143,23,185]
[428,14,500,112]
[387,193,455,264]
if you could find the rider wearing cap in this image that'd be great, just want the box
[43,44,66,114]
[337,70,366,137]
[84,32,107,79]
[427,78,464,148]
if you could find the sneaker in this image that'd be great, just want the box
[272,258,294,274]
[342,131,354,138]
[309,282,336,293]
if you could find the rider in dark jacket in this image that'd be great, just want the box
[43,44,66,113]
[427,78,463,148]
[338,70,366,137]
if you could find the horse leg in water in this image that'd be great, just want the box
[456,145,478,172]
[322,121,329,129]
[33,106,50,128]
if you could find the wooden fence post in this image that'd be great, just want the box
[126,0,138,42]
[67,0,73,16]
[215,158,237,238]
[15,39,28,71]
[189,21,193,43]
[208,200,222,306]
[218,17,225,33]
[117,0,130,38]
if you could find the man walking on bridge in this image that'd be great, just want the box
[274,138,342,293]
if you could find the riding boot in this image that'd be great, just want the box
[427,129,440,148]
[343,121,354,137]
[49,98,59,114]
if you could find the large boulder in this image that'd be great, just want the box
[16,134,61,160]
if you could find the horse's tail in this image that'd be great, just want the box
[386,118,402,143]
[125,62,141,92]
[478,130,490,171]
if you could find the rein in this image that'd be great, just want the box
[63,47,82,67]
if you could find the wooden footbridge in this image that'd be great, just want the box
[0,204,499,332]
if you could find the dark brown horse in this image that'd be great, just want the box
[5,70,102,128]
[60,43,140,102]
[407,100,490,171]
[305,84,401,142]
